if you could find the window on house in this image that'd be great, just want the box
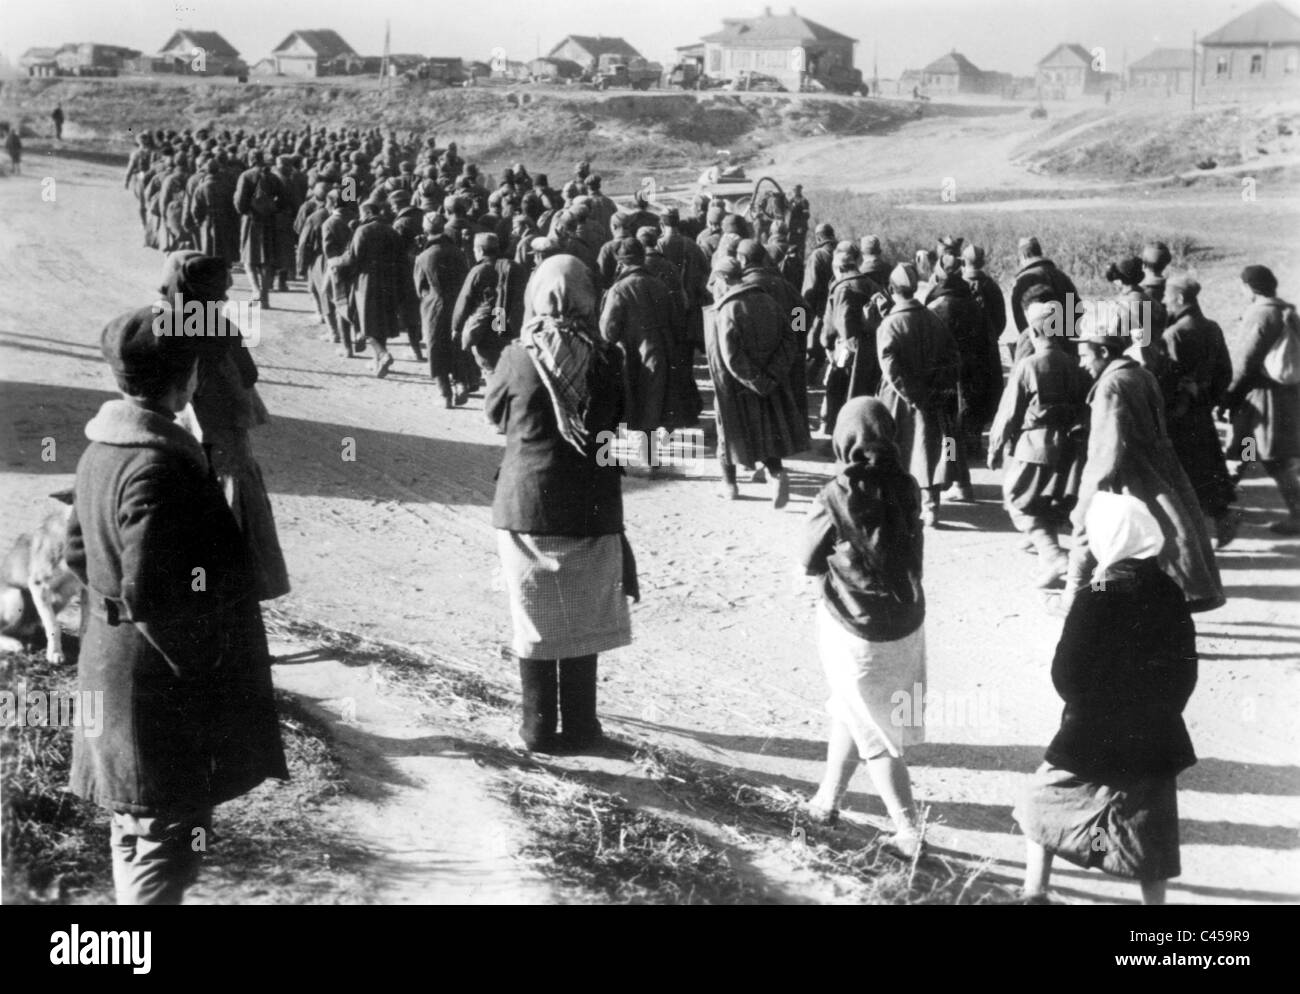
[1216,56,1229,77]
[1250,53,1263,74]
[1286,52,1298,74]
[708,49,721,72]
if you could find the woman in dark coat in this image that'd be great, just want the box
[415,216,472,406]
[706,259,811,506]
[1015,493,1197,905]
[67,309,287,905]
[486,255,634,754]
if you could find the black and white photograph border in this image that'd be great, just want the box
[0,0,1297,916]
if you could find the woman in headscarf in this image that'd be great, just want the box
[486,255,635,754]
[1014,492,1198,905]
[162,251,291,602]
[799,397,927,858]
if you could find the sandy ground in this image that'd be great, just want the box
[1,145,1297,904]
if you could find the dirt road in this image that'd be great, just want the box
[1,153,1297,904]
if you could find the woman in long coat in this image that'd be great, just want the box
[486,255,633,754]
[706,259,810,505]
[415,218,471,406]
[68,309,287,904]
[1067,319,1224,613]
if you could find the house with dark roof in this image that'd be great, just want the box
[156,30,243,75]
[1035,42,1109,98]
[921,51,983,93]
[1200,1,1300,96]
[272,29,358,77]
[546,35,642,74]
[700,6,856,92]
[1129,47,1194,94]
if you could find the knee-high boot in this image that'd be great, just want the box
[518,658,558,752]
[559,654,602,750]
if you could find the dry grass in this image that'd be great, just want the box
[1,641,372,904]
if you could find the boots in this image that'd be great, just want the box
[1266,459,1300,536]
[518,658,559,753]
[1029,525,1068,588]
[559,655,602,751]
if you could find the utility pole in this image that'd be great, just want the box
[379,19,390,89]
[1190,30,1197,111]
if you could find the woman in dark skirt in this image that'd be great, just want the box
[486,255,634,753]
[1014,492,1198,905]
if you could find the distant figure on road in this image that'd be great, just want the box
[51,103,64,141]
[4,126,21,175]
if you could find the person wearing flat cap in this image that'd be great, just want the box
[820,240,881,436]
[858,234,892,288]
[638,225,701,431]
[802,223,839,390]
[414,210,472,407]
[1062,306,1224,613]
[452,231,524,382]
[1219,264,1300,535]
[1161,273,1240,547]
[876,262,961,528]
[233,149,290,308]
[1011,236,1079,359]
[960,243,1010,363]
[335,200,411,377]
[66,306,287,904]
[599,238,673,451]
[705,256,809,504]
[1141,241,1173,300]
[1105,255,1169,375]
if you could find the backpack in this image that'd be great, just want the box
[1263,305,1300,386]
[250,170,277,217]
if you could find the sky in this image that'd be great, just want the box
[0,0,1272,78]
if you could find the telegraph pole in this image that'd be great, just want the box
[1190,30,1197,110]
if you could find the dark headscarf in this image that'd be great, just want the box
[832,397,900,467]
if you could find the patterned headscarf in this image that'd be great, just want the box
[521,256,600,456]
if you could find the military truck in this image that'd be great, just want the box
[593,54,662,90]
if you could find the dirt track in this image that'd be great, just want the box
[1,148,1297,904]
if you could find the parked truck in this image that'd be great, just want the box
[593,54,662,90]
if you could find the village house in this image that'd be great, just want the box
[154,30,243,75]
[918,50,1013,95]
[19,47,59,77]
[1199,0,1300,98]
[270,30,358,78]
[1129,47,1194,95]
[546,35,642,75]
[700,6,856,92]
[1036,42,1111,98]
[54,43,140,76]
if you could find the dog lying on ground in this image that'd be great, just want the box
[0,491,79,663]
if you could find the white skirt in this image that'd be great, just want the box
[817,600,926,759]
[497,531,632,660]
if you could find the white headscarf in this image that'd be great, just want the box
[1085,492,1165,586]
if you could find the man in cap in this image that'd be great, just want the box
[1161,273,1239,546]
[297,185,335,331]
[1219,265,1300,536]
[1010,236,1079,356]
[876,262,961,527]
[738,238,811,432]
[960,243,1009,363]
[233,149,290,308]
[987,297,1091,587]
[69,303,286,904]
[189,157,240,269]
[786,184,810,255]
[271,154,304,289]
[596,214,628,292]
[1105,256,1168,374]
[928,249,1001,502]
[584,174,618,233]
[415,213,472,406]
[660,208,713,358]
[859,234,891,287]
[639,226,700,431]
[802,223,838,381]
[1141,241,1173,302]
[600,238,673,452]
[820,240,882,435]
[451,232,524,381]
[335,201,408,377]
[697,204,726,258]
[1062,306,1224,611]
